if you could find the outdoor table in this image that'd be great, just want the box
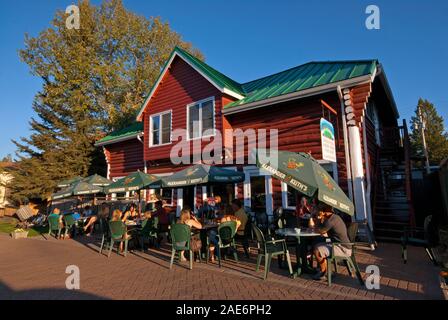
[276,228,322,276]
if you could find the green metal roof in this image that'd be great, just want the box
[225,60,378,109]
[175,47,245,96]
[136,46,379,119]
[96,122,143,146]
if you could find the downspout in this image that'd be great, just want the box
[362,120,374,230]
[337,86,354,203]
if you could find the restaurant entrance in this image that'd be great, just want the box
[182,186,195,210]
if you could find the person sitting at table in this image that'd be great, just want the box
[83,203,109,236]
[206,205,242,262]
[49,208,64,229]
[152,200,170,244]
[177,208,202,262]
[312,203,352,281]
[123,203,139,220]
[110,209,131,252]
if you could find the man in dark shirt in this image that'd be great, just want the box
[312,203,352,281]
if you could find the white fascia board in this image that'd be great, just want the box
[95,133,142,147]
[222,75,372,116]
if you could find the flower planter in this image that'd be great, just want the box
[10,230,29,239]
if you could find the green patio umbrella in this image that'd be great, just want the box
[82,174,113,186]
[51,180,104,200]
[105,171,162,194]
[57,176,82,188]
[255,148,354,215]
[161,164,245,187]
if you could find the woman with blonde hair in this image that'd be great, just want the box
[110,209,131,252]
[176,208,202,261]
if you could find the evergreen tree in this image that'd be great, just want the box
[11,0,202,203]
[410,98,448,166]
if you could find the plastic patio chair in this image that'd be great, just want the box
[98,218,110,254]
[47,215,62,239]
[139,217,159,251]
[252,224,294,280]
[215,221,239,267]
[169,223,193,270]
[326,222,364,286]
[63,214,77,238]
[107,221,131,257]
[401,215,437,265]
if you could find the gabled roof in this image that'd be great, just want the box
[135,46,387,119]
[227,60,378,109]
[136,46,245,121]
[95,122,143,147]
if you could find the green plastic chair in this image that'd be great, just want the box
[139,217,159,251]
[169,223,193,270]
[252,224,294,280]
[98,218,110,254]
[63,214,77,238]
[401,215,436,265]
[107,221,130,257]
[47,214,62,239]
[326,222,364,286]
[216,221,239,267]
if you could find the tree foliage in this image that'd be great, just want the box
[10,0,202,203]
[410,98,448,166]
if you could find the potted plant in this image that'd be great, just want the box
[10,228,29,239]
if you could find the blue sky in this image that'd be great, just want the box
[1,0,447,159]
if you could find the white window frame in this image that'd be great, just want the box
[149,110,172,147]
[281,182,297,210]
[186,97,216,141]
[243,166,273,216]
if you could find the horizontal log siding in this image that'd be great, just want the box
[104,139,144,179]
[141,57,223,166]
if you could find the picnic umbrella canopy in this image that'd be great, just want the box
[57,176,83,188]
[161,164,245,187]
[82,174,113,186]
[105,171,162,194]
[51,180,104,200]
[255,148,354,215]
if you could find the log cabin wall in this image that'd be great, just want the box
[140,56,225,167]
[103,139,144,180]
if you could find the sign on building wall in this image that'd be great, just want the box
[320,118,337,163]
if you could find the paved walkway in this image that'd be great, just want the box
[0,233,443,300]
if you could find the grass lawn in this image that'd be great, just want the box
[0,218,47,237]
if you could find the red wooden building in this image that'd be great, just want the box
[96,47,413,240]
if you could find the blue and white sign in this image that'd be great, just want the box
[320,118,337,163]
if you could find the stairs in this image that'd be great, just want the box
[372,142,413,242]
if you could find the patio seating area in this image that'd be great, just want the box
[0,232,444,300]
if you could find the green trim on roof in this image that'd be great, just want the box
[224,60,378,109]
[96,122,143,145]
[175,47,245,96]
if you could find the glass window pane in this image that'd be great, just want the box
[152,130,159,145]
[189,105,200,139]
[202,101,214,134]
[161,112,171,144]
[152,115,160,131]
[250,176,266,213]
[286,185,298,207]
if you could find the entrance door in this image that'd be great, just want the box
[182,186,196,210]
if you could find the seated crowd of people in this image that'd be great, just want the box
[48,194,353,282]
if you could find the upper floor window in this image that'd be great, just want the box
[150,111,172,146]
[187,97,215,140]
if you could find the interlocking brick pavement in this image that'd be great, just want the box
[0,233,444,300]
